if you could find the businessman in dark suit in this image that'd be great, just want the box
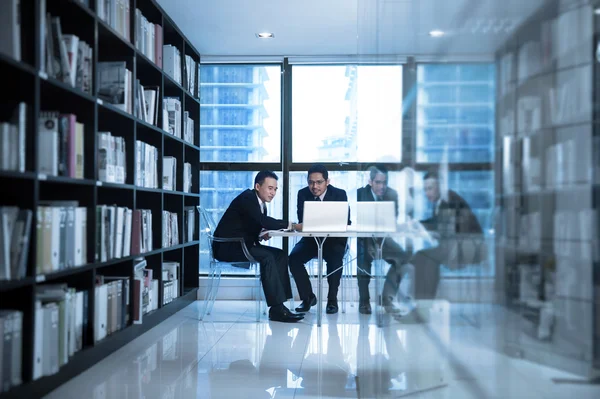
[356,165,413,315]
[289,164,350,314]
[410,170,486,299]
[213,170,304,323]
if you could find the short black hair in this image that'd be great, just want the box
[254,170,278,186]
[423,170,439,181]
[368,164,388,181]
[307,164,328,180]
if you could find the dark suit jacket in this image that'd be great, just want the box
[420,189,486,267]
[296,184,351,225]
[357,184,399,218]
[420,189,483,236]
[213,189,288,261]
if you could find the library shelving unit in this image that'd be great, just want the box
[495,0,600,379]
[0,0,200,397]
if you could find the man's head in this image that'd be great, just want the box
[307,164,329,197]
[254,170,279,203]
[423,170,440,203]
[368,165,388,197]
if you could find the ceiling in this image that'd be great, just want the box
[156,0,548,58]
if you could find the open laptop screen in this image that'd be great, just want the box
[356,201,396,232]
[302,201,349,232]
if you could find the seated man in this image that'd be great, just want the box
[289,164,350,314]
[356,165,414,314]
[213,170,304,323]
[410,170,486,299]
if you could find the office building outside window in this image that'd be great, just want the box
[200,65,281,163]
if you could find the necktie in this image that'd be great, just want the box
[262,203,267,215]
[314,196,321,201]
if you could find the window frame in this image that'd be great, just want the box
[199,60,496,279]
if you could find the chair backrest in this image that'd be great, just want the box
[197,205,257,266]
[198,205,217,260]
[198,205,217,234]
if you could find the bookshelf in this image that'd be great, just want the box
[0,0,200,397]
[495,0,600,378]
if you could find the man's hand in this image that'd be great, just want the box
[259,229,271,241]
[294,223,303,232]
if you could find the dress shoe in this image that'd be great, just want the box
[326,299,338,314]
[383,302,402,314]
[358,300,372,314]
[269,306,304,323]
[295,294,317,313]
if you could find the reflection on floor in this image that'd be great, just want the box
[43,300,600,399]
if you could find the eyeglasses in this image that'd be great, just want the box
[308,180,325,186]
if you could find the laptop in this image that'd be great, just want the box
[356,201,397,232]
[302,201,349,232]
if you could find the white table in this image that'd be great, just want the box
[268,228,435,326]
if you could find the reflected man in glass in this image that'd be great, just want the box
[410,170,486,299]
[356,165,414,314]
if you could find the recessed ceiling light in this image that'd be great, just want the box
[256,32,274,39]
[429,30,445,37]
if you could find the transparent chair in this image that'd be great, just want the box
[198,206,266,321]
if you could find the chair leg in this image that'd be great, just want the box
[201,264,217,320]
[254,264,261,322]
[207,268,222,316]
[341,263,346,313]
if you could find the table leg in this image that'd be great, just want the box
[314,236,327,327]
[373,236,386,327]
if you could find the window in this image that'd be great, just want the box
[416,64,495,164]
[292,65,403,163]
[200,65,281,163]
[199,171,283,275]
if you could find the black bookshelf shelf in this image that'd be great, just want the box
[0,1,201,397]
[97,101,136,122]
[136,118,166,136]
[135,50,162,74]
[163,241,199,252]
[184,88,199,105]
[163,130,198,149]
[0,171,37,180]
[35,264,96,283]
[97,18,135,52]
[0,53,36,76]
[0,278,34,293]
[40,75,96,103]
[136,186,163,194]
[40,176,97,186]
[96,181,136,190]
[67,0,95,18]
[163,71,185,93]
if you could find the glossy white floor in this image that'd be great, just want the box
[44,300,599,399]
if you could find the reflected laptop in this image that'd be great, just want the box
[302,201,349,232]
[356,201,396,232]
